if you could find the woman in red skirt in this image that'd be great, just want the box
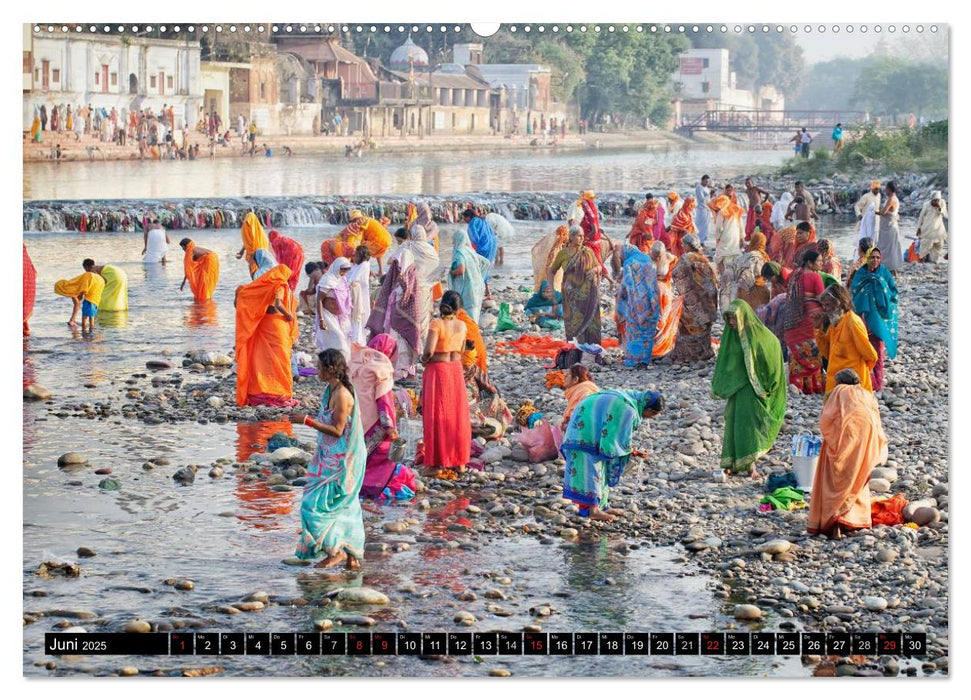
[419,297,471,478]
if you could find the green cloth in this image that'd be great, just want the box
[820,272,841,289]
[760,486,806,511]
[712,299,787,473]
[495,302,519,332]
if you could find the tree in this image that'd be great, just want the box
[852,56,947,120]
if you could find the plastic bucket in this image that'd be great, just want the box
[792,455,818,493]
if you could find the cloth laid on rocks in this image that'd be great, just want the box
[870,493,909,527]
[760,486,807,511]
[765,472,800,493]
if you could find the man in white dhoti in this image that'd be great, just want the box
[345,246,372,345]
[694,175,713,245]
[915,191,948,263]
[855,180,882,241]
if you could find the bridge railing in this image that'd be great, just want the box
[678,110,868,131]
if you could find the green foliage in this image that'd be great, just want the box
[779,120,948,177]
[851,57,947,120]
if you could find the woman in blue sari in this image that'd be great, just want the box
[449,229,490,323]
[850,247,898,392]
[248,248,277,280]
[289,349,366,569]
[616,245,662,367]
[524,280,563,329]
[562,390,664,522]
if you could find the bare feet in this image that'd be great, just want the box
[361,502,383,515]
[67,320,78,328]
[346,555,361,570]
[316,551,347,568]
[588,508,616,522]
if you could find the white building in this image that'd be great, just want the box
[671,48,785,124]
[23,30,203,130]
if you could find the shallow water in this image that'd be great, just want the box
[23,415,804,677]
[24,147,792,201]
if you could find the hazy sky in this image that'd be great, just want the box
[795,25,949,65]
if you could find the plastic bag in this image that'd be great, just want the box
[516,420,558,463]
[495,302,519,332]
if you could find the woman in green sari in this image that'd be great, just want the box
[546,226,602,344]
[562,390,664,521]
[712,299,787,477]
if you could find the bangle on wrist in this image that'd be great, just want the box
[303,416,314,428]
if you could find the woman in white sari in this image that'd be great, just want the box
[345,246,372,346]
[771,192,793,233]
[315,257,353,360]
[531,224,569,293]
[485,211,515,266]
[391,226,442,349]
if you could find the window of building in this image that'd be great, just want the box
[52,69,60,83]
[34,69,39,81]
[95,72,100,85]
[702,58,710,69]
[110,73,117,86]
[702,82,710,94]
[167,76,174,89]
[260,82,266,100]
[150,76,157,88]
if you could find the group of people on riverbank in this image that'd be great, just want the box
[26,173,946,565]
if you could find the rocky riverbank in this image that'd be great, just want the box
[28,258,948,677]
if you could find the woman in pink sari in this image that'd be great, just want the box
[350,334,417,502]
[268,230,305,292]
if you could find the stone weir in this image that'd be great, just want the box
[22,175,942,233]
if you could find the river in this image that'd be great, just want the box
[24,146,865,678]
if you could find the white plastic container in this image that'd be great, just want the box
[792,455,819,493]
[398,417,423,463]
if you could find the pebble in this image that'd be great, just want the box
[733,604,762,620]
[335,614,376,627]
[875,548,898,564]
[559,528,579,540]
[453,611,477,626]
[911,507,941,526]
[235,601,265,612]
[174,579,195,591]
[864,596,888,612]
[244,591,270,604]
[868,478,891,494]
[57,452,88,468]
[489,669,512,677]
[336,588,391,606]
[94,468,112,475]
[98,478,121,491]
[24,384,52,401]
[172,467,196,484]
[118,667,139,676]
[757,539,792,555]
[871,467,898,482]
[123,620,152,634]
[146,360,173,369]
[76,547,96,558]
[315,619,334,631]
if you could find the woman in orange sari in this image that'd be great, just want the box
[443,290,487,375]
[235,264,299,407]
[236,212,270,278]
[627,195,661,253]
[650,241,683,358]
[179,238,220,301]
[817,238,843,279]
[732,233,771,309]
[668,197,697,256]
[814,285,878,395]
[807,369,888,539]
[791,221,818,267]
[768,225,799,271]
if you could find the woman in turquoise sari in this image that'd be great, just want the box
[616,245,661,367]
[289,349,366,569]
[448,229,490,323]
[849,247,898,392]
[248,248,277,280]
[562,390,664,521]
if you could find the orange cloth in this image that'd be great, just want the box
[562,380,600,425]
[653,284,684,357]
[496,334,618,358]
[429,318,467,353]
[545,370,566,389]
[357,218,392,258]
[241,212,270,276]
[234,265,298,406]
[54,271,105,307]
[769,226,799,268]
[628,203,658,252]
[871,493,909,526]
[709,194,745,220]
[807,385,889,535]
[183,242,220,301]
[457,309,488,374]
[814,312,878,394]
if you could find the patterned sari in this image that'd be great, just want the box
[712,300,787,473]
[783,268,825,394]
[549,245,602,344]
[295,385,366,562]
[850,263,899,391]
[670,251,719,363]
[562,390,659,511]
[617,252,661,366]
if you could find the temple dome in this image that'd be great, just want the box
[390,36,429,71]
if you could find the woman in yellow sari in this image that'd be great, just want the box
[236,212,270,278]
[235,264,299,407]
[547,227,602,344]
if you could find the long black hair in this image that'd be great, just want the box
[317,349,354,394]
